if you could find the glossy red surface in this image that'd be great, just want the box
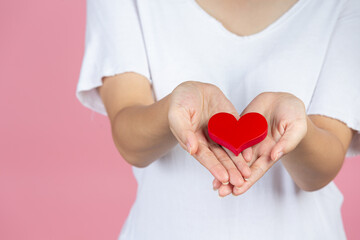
[208,112,268,156]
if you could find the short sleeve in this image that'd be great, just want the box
[307,0,360,157]
[76,0,151,116]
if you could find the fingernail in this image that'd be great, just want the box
[222,181,229,185]
[218,195,224,199]
[235,186,242,190]
[276,152,283,161]
[186,142,192,155]
[213,187,217,191]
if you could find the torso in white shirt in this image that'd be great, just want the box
[119,0,348,239]
[76,0,360,239]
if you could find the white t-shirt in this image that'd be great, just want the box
[76,0,360,239]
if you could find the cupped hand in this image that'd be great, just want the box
[213,92,308,197]
[168,81,251,188]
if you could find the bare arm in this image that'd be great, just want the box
[99,72,253,188]
[213,92,355,196]
[247,93,355,192]
[98,72,177,168]
[281,114,355,191]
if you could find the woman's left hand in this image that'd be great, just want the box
[213,92,308,197]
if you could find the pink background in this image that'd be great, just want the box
[0,1,359,239]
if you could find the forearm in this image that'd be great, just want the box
[111,93,178,167]
[281,116,346,191]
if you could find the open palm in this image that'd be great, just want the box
[214,92,307,196]
[168,81,251,188]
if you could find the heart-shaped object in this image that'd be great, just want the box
[207,112,268,156]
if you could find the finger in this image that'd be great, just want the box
[209,143,245,188]
[213,178,222,190]
[218,184,233,197]
[233,155,275,195]
[242,147,253,163]
[168,109,200,155]
[223,147,252,180]
[270,123,306,161]
[193,142,229,184]
[238,94,268,119]
[247,136,270,167]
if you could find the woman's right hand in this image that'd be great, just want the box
[168,81,251,189]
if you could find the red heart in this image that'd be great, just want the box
[207,112,268,156]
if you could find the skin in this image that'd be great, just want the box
[195,0,299,37]
[99,73,354,197]
[100,76,251,189]
[213,93,354,197]
[98,0,355,197]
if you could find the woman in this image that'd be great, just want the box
[76,0,360,239]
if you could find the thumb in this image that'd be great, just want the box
[186,131,199,155]
[270,123,306,161]
[168,110,199,155]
